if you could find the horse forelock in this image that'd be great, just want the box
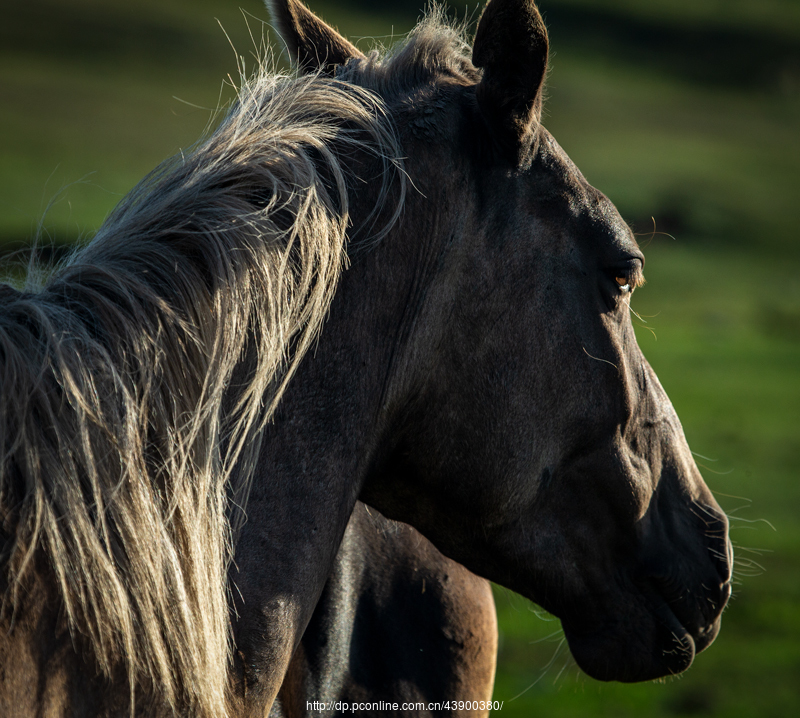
[0,61,404,716]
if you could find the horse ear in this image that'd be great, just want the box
[472,0,549,166]
[266,0,365,75]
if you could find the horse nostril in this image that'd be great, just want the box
[723,537,734,583]
[722,579,732,603]
[700,506,733,585]
[711,535,734,585]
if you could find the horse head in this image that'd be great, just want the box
[264,0,732,685]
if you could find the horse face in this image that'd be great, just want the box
[387,120,733,682]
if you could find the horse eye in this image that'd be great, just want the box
[615,275,631,291]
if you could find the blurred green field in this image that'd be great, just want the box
[1,1,798,716]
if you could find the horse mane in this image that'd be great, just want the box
[0,8,473,716]
[343,6,479,95]
[0,64,401,715]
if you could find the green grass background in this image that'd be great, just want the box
[1,1,798,716]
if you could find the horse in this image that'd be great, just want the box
[0,0,733,715]
[269,504,497,717]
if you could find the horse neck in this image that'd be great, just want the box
[228,205,444,708]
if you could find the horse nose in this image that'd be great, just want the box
[695,513,733,653]
[721,534,734,586]
[697,503,733,623]
[702,504,733,586]
[718,536,734,609]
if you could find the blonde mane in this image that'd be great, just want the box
[0,65,402,716]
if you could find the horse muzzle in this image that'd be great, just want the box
[561,505,733,683]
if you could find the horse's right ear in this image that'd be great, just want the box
[266,0,365,75]
[472,0,549,167]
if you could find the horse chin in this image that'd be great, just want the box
[561,596,715,683]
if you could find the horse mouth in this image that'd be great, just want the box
[560,576,730,683]
[646,568,731,651]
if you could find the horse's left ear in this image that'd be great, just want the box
[266,0,365,75]
[472,0,549,167]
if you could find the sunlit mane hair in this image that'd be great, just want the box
[350,9,477,87]
[0,63,402,716]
